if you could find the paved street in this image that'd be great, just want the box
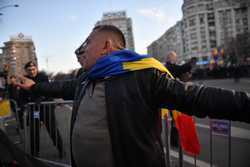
[3,78,250,167]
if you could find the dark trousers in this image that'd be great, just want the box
[29,105,63,157]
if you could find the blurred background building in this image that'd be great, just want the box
[148,0,250,66]
[147,21,183,62]
[0,33,37,77]
[96,11,135,51]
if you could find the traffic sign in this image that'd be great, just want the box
[210,119,230,136]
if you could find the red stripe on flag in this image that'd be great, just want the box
[175,113,200,155]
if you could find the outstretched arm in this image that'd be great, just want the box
[17,76,77,99]
[152,70,250,123]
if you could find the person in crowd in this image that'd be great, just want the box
[164,51,197,148]
[165,51,197,81]
[7,75,20,112]
[19,61,63,158]
[233,65,242,83]
[17,25,250,167]
[6,75,21,131]
[7,75,20,102]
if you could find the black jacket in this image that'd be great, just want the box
[32,69,250,167]
[7,84,20,102]
[165,62,192,78]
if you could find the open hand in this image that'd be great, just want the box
[16,76,35,90]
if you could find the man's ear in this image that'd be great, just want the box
[102,39,113,55]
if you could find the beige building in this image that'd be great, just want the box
[0,33,37,76]
[96,11,135,51]
[147,21,183,62]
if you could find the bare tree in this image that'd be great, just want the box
[224,32,250,65]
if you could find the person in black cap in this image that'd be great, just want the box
[164,51,197,149]
[19,61,63,158]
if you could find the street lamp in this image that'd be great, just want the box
[0,4,19,15]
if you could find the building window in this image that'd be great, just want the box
[189,18,196,27]
[243,18,248,25]
[200,16,204,24]
[201,38,207,43]
[208,21,215,26]
[200,29,206,34]
[210,40,216,48]
[184,21,188,28]
[192,39,198,44]
[206,4,213,10]
[209,31,216,37]
[191,46,198,51]
[207,13,214,20]
[190,33,197,40]
[190,27,197,31]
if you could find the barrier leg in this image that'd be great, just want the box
[30,104,41,157]
[163,117,170,167]
[0,117,6,132]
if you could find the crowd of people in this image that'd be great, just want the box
[0,24,249,167]
[0,62,64,166]
[192,64,250,80]
[2,61,63,157]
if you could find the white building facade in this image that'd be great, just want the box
[147,21,184,62]
[182,0,216,62]
[148,0,250,64]
[214,0,250,47]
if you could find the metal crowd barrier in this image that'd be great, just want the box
[162,115,234,167]
[21,99,240,167]
[23,100,73,166]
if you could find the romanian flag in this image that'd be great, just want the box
[86,50,200,155]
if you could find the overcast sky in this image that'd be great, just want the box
[0,0,183,73]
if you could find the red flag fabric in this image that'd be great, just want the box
[173,111,200,155]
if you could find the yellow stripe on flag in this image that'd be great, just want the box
[123,57,174,79]
[161,108,169,119]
